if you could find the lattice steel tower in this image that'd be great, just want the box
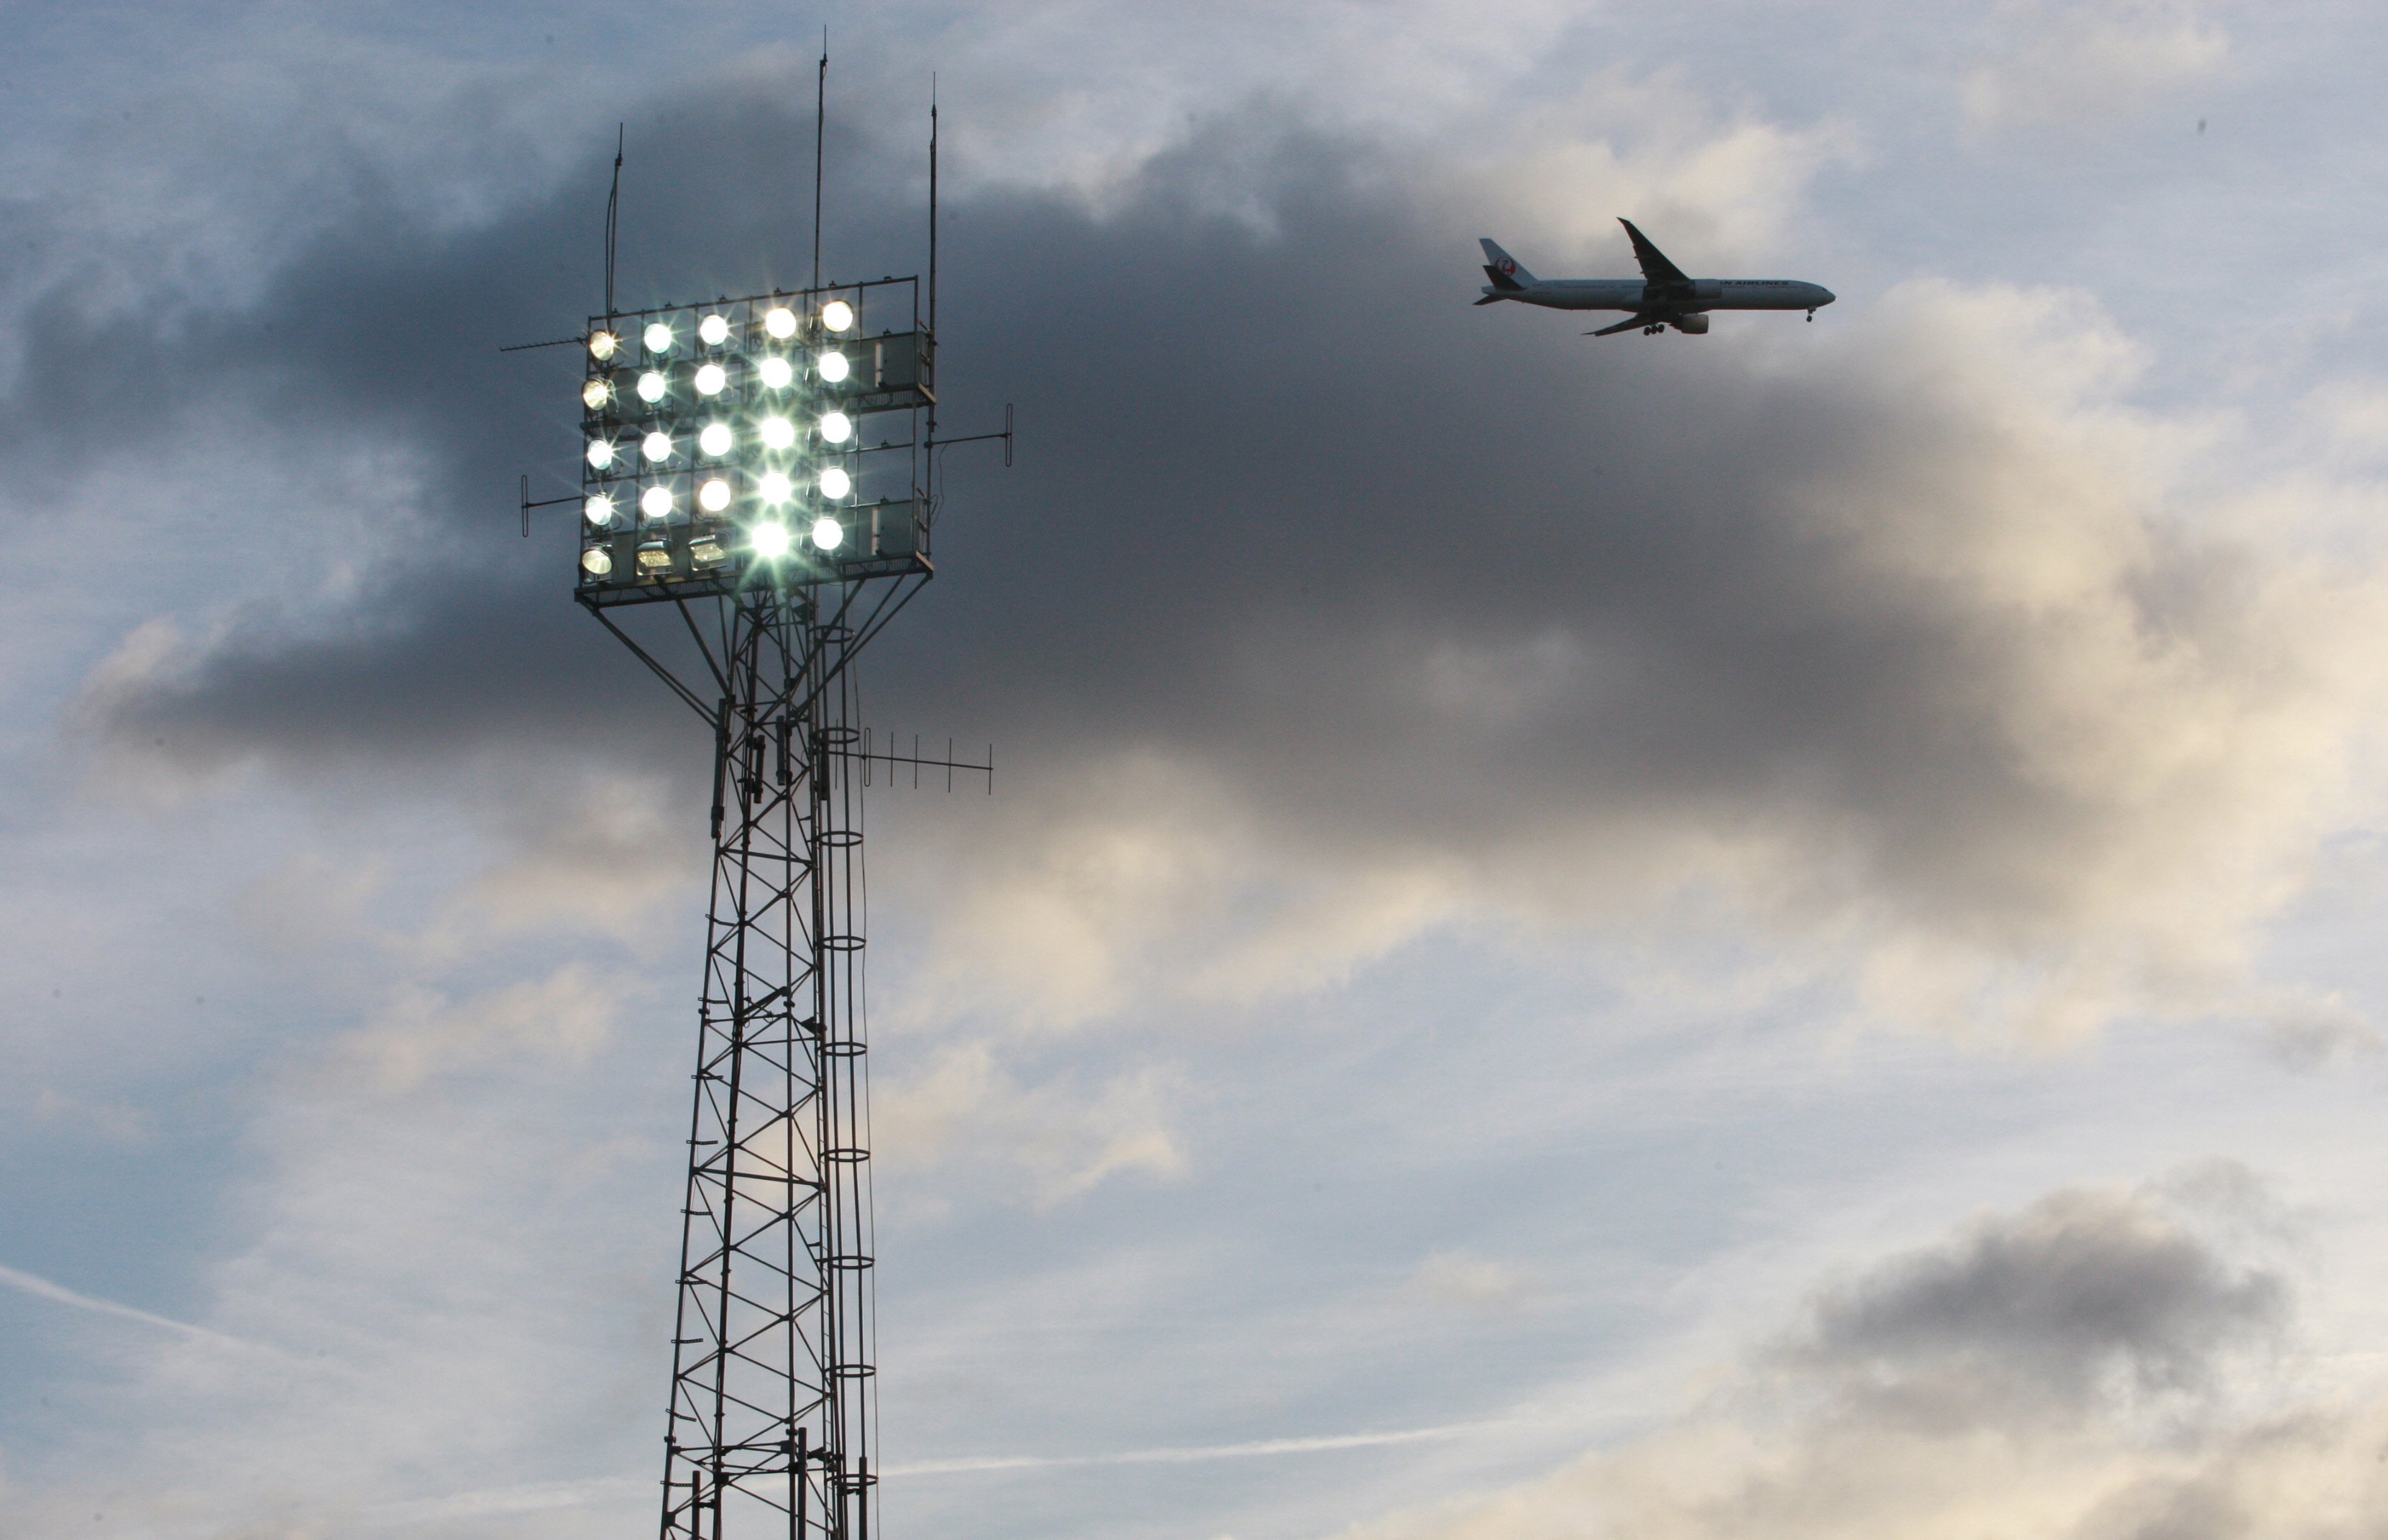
[526,98,1001,1539]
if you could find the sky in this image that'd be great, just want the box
[8,0,2388,1536]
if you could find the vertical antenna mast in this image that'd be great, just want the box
[604,124,624,321]
[928,78,938,337]
[813,31,828,291]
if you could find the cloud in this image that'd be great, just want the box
[872,1041,1185,1205]
[1795,1184,2287,1422]
[1412,1251,1543,1316]
[330,963,627,1092]
[58,77,2388,1049]
[1963,0,2231,137]
[1343,1173,2388,1540]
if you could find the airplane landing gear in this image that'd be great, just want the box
[1806,308,1816,321]
[1644,324,1662,335]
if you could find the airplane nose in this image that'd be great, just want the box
[1815,286,1836,306]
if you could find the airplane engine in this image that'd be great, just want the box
[1670,313,1711,334]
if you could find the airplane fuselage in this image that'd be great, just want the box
[1482,278,1834,313]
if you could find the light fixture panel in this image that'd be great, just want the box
[576,284,933,597]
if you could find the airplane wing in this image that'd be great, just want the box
[1618,219,1690,288]
[1585,314,1655,336]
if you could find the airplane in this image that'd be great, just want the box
[1475,220,1834,336]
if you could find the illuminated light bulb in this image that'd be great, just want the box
[759,472,793,504]
[810,516,843,551]
[819,466,851,499]
[582,378,610,410]
[641,485,673,518]
[819,411,853,444]
[698,478,732,513]
[698,314,731,346]
[641,431,672,463]
[694,362,726,396]
[820,299,854,332]
[586,438,616,468]
[698,422,733,457]
[751,522,792,558]
[583,494,614,524]
[758,355,793,389]
[636,371,667,403]
[816,349,850,383]
[644,322,674,353]
[588,330,619,360]
[582,545,613,576]
[764,306,797,339]
[759,416,796,450]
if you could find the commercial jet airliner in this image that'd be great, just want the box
[1475,220,1834,336]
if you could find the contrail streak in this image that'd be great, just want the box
[886,1418,1509,1476]
[360,1420,1509,1526]
[0,1260,252,1351]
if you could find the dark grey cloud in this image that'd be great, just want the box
[1799,1185,2287,1424]
[60,70,2385,1029]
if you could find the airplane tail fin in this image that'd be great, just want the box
[1478,238,1534,289]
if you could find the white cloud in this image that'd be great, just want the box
[1963,0,2230,136]
[872,1041,1186,1205]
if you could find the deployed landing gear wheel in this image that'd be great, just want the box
[1806,308,1815,321]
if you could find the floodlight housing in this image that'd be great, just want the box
[573,280,937,602]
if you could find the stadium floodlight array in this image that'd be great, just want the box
[576,282,933,600]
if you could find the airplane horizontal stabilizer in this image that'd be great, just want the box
[1473,294,1504,306]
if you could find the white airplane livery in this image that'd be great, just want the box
[1476,219,1834,336]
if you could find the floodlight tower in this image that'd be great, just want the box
[536,109,1000,1532]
